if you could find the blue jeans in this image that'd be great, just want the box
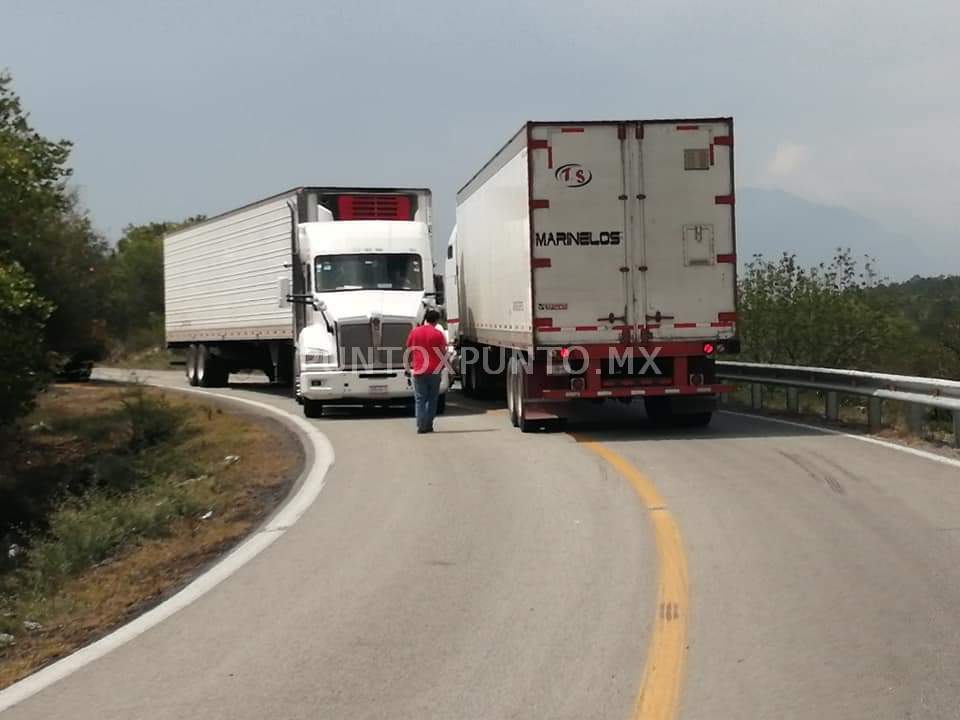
[413,373,442,432]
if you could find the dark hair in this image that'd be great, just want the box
[424,309,441,324]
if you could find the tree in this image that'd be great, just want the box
[738,249,912,370]
[0,261,53,425]
[0,73,111,364]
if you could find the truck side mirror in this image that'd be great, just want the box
[278,277,291,308]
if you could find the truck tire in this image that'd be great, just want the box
[186,344,199,386]
[462,358,477,397]
[516,371,536,433]
[303,399,324,419]
[644,396,671,426]
[507,357,519,427]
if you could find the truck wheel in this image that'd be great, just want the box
[644,396,672,426]
[436,394,447,415]
[461,359,476,397]
[507,357,519,427]
[185,345,199,386]
[303,399,324,419]
[516,371,536,433]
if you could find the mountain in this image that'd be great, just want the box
[736,188,958,280]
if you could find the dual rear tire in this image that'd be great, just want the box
[185,344,229,388]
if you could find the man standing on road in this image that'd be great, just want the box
[405,309,446,434]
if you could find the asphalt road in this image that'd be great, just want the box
[4,369,960,719]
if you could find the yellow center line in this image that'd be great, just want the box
[577,437,690,720]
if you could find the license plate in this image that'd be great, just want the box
[369,385,388,394]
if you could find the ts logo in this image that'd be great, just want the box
[555,163,592,188]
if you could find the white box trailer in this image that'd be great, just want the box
[453,119,739,430]
[165,187,448,416]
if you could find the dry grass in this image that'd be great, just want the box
[0,383,302,689]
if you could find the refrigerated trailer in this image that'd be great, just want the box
[164,186,448,418]
[452,119,739,430]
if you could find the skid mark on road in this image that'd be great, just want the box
[576,438,689,720]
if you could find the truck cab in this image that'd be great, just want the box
[293,191,449,417]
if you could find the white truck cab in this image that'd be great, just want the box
[295,197,449,418]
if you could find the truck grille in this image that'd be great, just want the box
[338,321,412,369]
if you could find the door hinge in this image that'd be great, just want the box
[619,266,630,272]
[618,194,628,200]
[638,265,648,272]
[637,193,647,200]
[647,311,674,322]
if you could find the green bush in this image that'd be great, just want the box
[24,481,207,588]
[121,385,187,451]
[0,261,53,426]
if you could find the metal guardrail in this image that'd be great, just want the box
[716,361,960,448]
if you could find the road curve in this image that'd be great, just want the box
[3,370,960,719]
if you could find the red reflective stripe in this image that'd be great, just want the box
[709,143,715,165]
[575,325,599,331]
[710,321,734,327]
[532,199,550,209]
[676,124,700,130]
[673,322,697,329]
[713,135,732,146]
[718,311,737,322]
[533,318,554,328]
[447,318,459,324]
[538,327,562,332]
[717,253,736,263]
[715,194,735,205]
[560,127,585,133]
[532,257,552,268]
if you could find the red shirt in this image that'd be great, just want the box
[406,323,447,375]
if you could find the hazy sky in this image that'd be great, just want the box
[3,0,957,263]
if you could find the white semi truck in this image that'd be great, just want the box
[163,186,448,418]
[452,119,739,430]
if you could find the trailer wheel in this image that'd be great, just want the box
[507,357,519,427]
[303,399,324,419]
[644,396,672,426]
[516,371,536,433]
[185,345,199,386]
[462,358,477,397]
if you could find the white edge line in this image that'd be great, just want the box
[720,409,960,470]
[0,383,335,713]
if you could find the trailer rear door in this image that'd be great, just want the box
[529,120,735,346]
[528,124,631,345]
[638,121,736,341]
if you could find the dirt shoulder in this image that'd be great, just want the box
[0,383,303,689]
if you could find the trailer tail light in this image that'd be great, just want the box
[703,343,715,356]
[337,195,412,221]
[571,376,586,392]
[559,346,571,359]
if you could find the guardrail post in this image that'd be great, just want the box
[867,397,882,431]
[906,404,925,435]
[825,392,839,421]
[954,410,960,449]
[786,387,800,413]
[751,383,763,410]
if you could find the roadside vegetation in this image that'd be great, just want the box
[0,382,301,688]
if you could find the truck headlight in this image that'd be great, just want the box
[303,348,335,365]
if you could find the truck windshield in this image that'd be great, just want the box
[314,253,424,292]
